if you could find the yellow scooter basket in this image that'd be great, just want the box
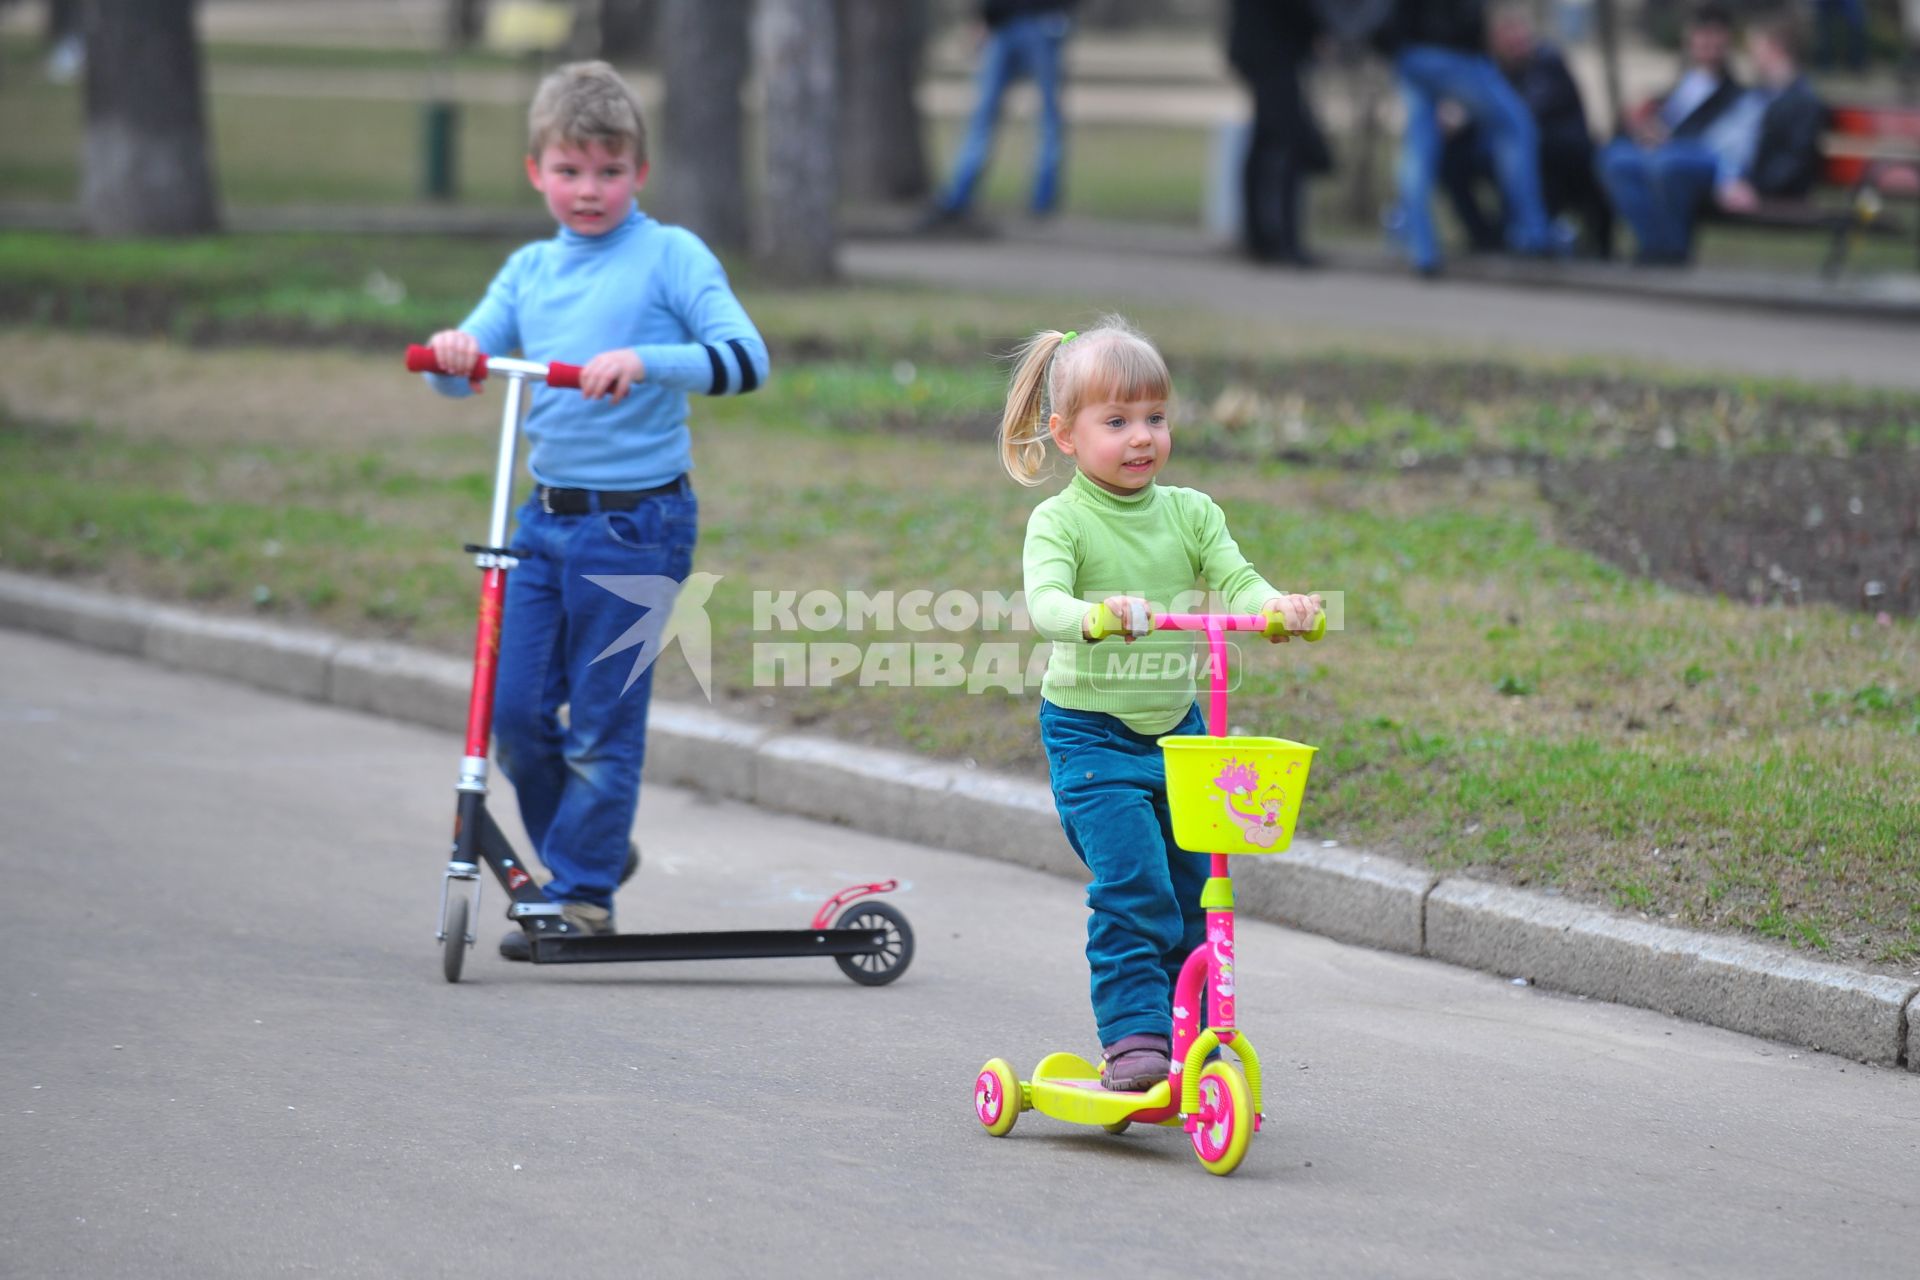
[1159,736,1317,855]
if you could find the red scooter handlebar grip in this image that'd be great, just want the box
[546,361,584,390]
[404,344,490,381]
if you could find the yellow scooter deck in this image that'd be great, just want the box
[1026,1052,1181,1127]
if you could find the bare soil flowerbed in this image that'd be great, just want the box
[1545,453,1920,616]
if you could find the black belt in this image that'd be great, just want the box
[537,478,682,515]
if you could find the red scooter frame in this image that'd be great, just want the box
[404,345,914,986]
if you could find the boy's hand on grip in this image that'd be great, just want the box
[1085,595,1151,643]
[428,330,484,390]
[1262,593,1323,643]
[580,349,645,403]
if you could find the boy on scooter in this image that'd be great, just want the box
[421,61,768,959]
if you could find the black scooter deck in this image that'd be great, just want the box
[530,926,892,964]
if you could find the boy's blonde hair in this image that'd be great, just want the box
[997,315,1173,487]
[528,61,649,166]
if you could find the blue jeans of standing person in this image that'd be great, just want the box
[493,481,697,912]
[937,11,1071,216]
[1813,0,1868,72]
[1040,700,1209,1046]
[1596,138,1719,262]
[1393,45,1552,271]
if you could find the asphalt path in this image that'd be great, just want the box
[2,629,1917,1278]
[843,235,1920,391]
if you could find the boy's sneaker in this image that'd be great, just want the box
[1100,1034,1172,1092]
[497,902,614,961]
[558,900,614,934]
[497,855,628,961]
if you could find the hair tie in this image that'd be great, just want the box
[1060,330,1077,345]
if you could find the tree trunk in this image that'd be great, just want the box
[754,0,838,282]
[1595,0,1625,135]
[445,0,485,50]
[836,0,929,204]
[658,0,750,250]
[81,0,220,236]
[596,0,658,59]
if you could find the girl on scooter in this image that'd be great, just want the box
[997,317,1318,1091]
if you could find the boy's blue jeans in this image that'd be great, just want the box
[1596,137,1718,261]
[1040,699,1208,1046]
[1394,45,1552,269]
[493,482,697,912]
[938,12,1070,216]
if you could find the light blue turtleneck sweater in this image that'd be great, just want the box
[426,205,768,490]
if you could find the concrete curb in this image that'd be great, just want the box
[1,570,1913,1071]
[1427,880,1916,1067]
[327,640,469,734]
[145,607,340,703]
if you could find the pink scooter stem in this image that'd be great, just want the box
[1095,605,1323,1125]
[1160,619,1239,1072]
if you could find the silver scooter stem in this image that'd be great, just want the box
[487,373,528,549]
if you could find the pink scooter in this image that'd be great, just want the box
[972,603,1325,1175]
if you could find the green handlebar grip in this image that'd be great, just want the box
[1263,607,1329,642]
[1087,601,1151,640]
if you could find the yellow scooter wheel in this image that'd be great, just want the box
[1189,1062,1253,1176]
[973,1059,1020,1137]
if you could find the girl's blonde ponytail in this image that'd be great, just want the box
[997,329,1067,486]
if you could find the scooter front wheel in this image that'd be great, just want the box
[441,897,470,984]
[833,900,914,986]
[1190,1061,1253,1176]
[974,1059,1020,1136]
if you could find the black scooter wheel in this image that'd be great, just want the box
[442,897,470,984]
[833,900,913,986]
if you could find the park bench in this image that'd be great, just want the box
[1712,101,1920,276]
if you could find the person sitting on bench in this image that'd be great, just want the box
[1597,8,1825,265]
[1624,2,1746,153]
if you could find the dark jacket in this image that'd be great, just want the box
[1749,76,1827,197]
[1372,0,1485,55]
[982,0,1074,28]
[1661,70,1744,139]
[1227,0,1321,76]
[1508,44,1593,157]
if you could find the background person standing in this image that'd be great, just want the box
[1374,0,1555,275]
[922,0,1078,230]
[1226,0,1331,266]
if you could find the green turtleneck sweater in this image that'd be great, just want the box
[1023,471,1281,735]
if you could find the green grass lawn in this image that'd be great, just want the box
[1,278,1915,974]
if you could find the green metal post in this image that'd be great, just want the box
[422,99,459,201]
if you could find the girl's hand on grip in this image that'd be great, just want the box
[1262,592,1322,642]
[1085,595,1151,643]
